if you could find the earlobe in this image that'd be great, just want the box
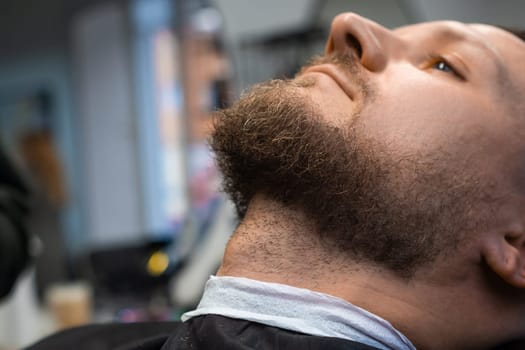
[482,233,525,288]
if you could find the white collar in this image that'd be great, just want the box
[182,276,415,350]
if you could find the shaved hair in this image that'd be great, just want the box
[500,27,525,41]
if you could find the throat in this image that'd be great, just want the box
[217,195,344,288]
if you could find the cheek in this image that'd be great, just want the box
[356,81,496,157]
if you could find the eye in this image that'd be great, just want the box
[432,60,455,74]
[428,56,464,79]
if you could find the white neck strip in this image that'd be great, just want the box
[182,276,415,350]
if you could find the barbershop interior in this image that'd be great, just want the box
[0,0,522,348]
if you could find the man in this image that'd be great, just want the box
[28,12,525,350]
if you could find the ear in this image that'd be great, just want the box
[482,230,525,288]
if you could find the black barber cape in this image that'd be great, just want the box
[26,314,382,350]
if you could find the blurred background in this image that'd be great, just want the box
[0,0,523,348]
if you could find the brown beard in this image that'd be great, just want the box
[210,58,484,278]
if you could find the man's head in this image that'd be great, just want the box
[212,13,525,281]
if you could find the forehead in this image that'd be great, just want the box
[393,20,525,51]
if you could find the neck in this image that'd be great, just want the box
[217,195,524,349]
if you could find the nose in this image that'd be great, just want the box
[326,13,401,72]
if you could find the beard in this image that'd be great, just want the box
[210,56,484,278]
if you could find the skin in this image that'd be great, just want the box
[217,13,525,350]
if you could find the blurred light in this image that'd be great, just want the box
[192,7,223,35]
[147,250,170,276]
[116,308,144,323]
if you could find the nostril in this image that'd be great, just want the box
[345,33,363,58]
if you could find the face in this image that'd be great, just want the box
[303,14,525,172]
[211,14,525,277]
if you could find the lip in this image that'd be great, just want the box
[302,64,356,101]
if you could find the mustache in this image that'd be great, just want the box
[296,53,373,103]
[297,53,361,77]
